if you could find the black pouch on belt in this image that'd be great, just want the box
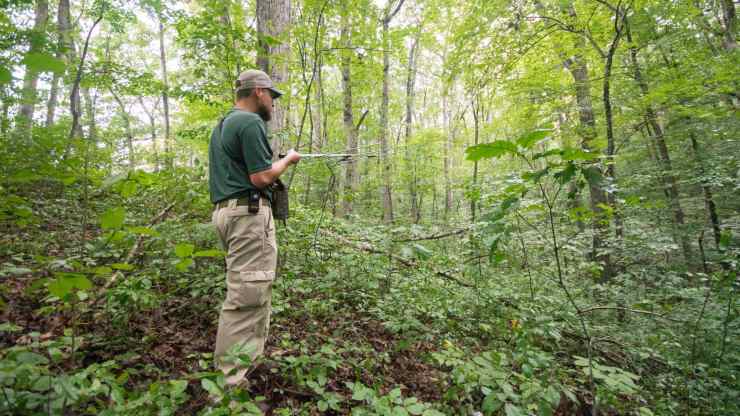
[248,190,261,214]
[271,179,289,221]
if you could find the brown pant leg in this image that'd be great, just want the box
[213,198,277,384]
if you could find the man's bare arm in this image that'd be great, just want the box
[249,149,301,189]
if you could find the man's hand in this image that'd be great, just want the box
[249,149,301,189]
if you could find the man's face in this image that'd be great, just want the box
[256,88,275,122]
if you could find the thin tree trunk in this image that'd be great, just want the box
[138,96,159,171]
[626,22,693,267]
[158,17,172,169]
[339,7,356,218]
[1,87,10,134]
[82,87,96,142]
[256,0,291,157]
[111,90,135,168]
[69,14,102,140]
[16,0,49,140]
[379,0,404,223]
[690,133,722,249]
[602,7,625,241]
[443,91,452,219]
[405,33,419,222]
[471,94,480,223]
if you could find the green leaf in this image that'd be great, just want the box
[407,403,425,415]
[554,162,577,184]
[48,273,91,299]
[201,378,221,397]
[128,226,159,236]
[482,393,503,413]
[100,207,126,230]
[516,129,550,149]
[581,166,603,186]
[175,258,194,271]
[522,167,550,183]
[562,147,595,161]
[318,401,329,412]
[110,263,134,271]
[22,52,66,74]
[169,380,188,396]
[16,351,49,365]
[174,243,195,258]
[466,141,518,161]
[193,249,225,258]
[412,243,432,260]
[0,66,11,84]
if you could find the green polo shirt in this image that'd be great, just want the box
[208,108,273,204]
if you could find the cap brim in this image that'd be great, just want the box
[268,87,284,98]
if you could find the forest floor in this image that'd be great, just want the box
[1,183,607,415]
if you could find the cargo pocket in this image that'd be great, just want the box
[222,270,275,311]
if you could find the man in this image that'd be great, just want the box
[208,69,300,385]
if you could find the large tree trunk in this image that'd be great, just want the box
[16,0,49,140]
[339,8,357,218]
[405,35,419,222]
[158,17,172,169]
[721,0,737,49]
[49,0,74,130]
[563,42,614,282]
[256,0,291,157]
[626,23,694,267]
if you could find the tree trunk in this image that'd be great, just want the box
[379,1,403,223]
[158,17,172,169]
[471,94,480,222]
[1,87,11,134]
[626,24,693,267]
[602,9,624,240]
[405,34,419,222]
[16,0,49,140]
[443,91,452,219]
[339,7,357,218]
[256,0,291,157]
[111,90,135,168]
[138,96,159,171]
[563,39,613,282]
[721,0,737,49]
[68,14,102,140]
[690,133,722,249]
[82,87,96,142]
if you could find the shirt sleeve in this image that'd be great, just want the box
[239,119,273,175]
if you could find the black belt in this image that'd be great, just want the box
[214,192,269,210]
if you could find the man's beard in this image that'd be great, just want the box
[257,101,272,122]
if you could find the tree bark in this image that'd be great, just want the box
[111,90,135,168]
[379,0,404,223]
[16,0,49,140]
[405,35,420,222]
[138,96,160,171]
[626,22,694,267]
[82,87,96,142]
[158,17,172,169]
[69,14,102,140]
[721,0,737,49]
[690,133,722,249]
[443,91,452,219]
[563,36,613,282]
[471,94,480,222]
[257,0,291,157]
[339,6,357,218]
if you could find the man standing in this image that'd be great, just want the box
[208,69,300,384]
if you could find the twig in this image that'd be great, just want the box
[322,229,474,288]
[578,306,685,323]
[393,226,472,242]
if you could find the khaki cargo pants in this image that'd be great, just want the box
[212,197,276,385]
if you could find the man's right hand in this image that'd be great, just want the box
[284,149,302,165]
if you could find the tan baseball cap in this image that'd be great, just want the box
[235,69,284,98]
